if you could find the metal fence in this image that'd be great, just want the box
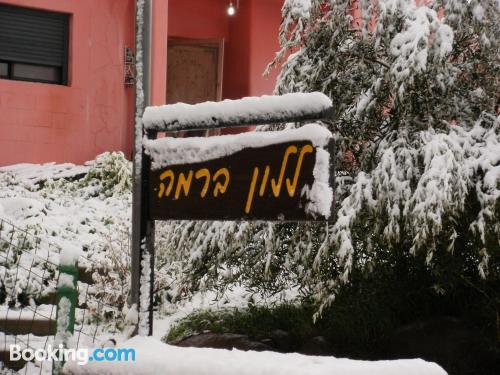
[0,218,125,374]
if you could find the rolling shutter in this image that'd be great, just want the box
[0,3,68,82]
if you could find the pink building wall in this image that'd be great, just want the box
[151,0,169,106]
[222,0,282,134]
[0,0,281,165]
[0,0,139,165]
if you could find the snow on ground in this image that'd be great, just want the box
[0,156,296,346]
[0,163,89,191]
[0,157,131,257]
[1,157,447,374]
[63,336,447,375]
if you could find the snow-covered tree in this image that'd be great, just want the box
[158,0,499,316]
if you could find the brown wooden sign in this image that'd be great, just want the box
[134,94,334,334]
[148,140,331,221]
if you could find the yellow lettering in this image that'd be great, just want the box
[174,170,193,200]
[259,166,270,197]
[213,168,230,197]
[158,170,175,198]
[245,167,259,214]
[271,145,297,197]
[286,145,313,197]
[195,168,211,198]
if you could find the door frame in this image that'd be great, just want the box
[166,37,225,103]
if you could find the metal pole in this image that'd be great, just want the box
[131,0,153,336]
[53,262,78,375]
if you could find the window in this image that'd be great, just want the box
[0,61,7,77]
[0,4,69,85]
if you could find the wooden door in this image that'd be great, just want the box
[166,39,223,136]
[167,39,223,105]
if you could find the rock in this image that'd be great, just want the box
[175,333,273,352]
[299,336,332,356]
[385,316,499,375]
[269,329,293,352]
[260,338,274,347]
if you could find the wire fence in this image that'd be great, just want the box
[0,218,58,374]
[0,218,127,374]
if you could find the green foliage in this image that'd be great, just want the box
[44,151,131,198]
[0,221,58,308]
[165,304,316,346]
[166,245,498,358]
[156,1,500,326]
[80,152,132,197]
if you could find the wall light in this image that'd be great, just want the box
[227,1,238,16]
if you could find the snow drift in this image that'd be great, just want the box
[63,336,448,375]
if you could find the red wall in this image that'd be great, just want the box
[0,0,137,165]
[221,0,282,134]
[247,0,282,96]
[224,0,251,100]
[168,0,229,40]
[168,0,282,100]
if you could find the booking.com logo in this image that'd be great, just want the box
[10,344,136,365]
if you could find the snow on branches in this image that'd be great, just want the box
[332,118,499,288]
[156,0,499,315]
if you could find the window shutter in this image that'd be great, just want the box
[0,4,68,69]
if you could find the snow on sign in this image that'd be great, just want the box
[134,93,334,334]
[142,92,333,132]
[144,124,334,221]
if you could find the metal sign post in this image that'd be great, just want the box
[130,0,153,336]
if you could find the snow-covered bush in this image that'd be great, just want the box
[44,151,132,198]
[82,152,132,197]
[0,151,178,331]
[0,152,133,324]
[0,220,58,308]
[156,0,499,316]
